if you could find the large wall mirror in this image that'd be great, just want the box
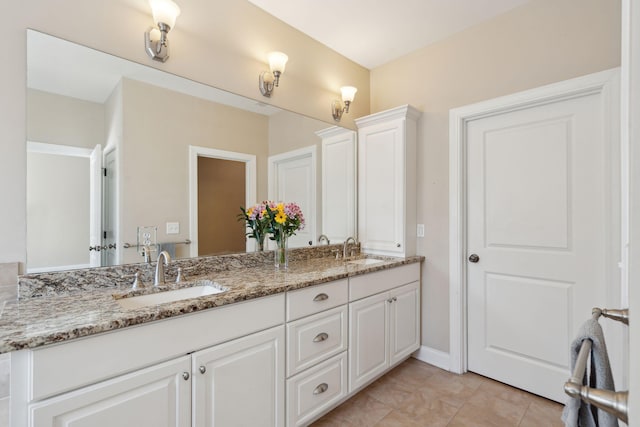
[26,30,356,273]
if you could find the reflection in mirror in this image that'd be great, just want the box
[26,30,356,273]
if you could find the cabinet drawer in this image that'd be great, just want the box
[286,352,347,427]
[286,279,348,321]
[349,263,419,301]
[286,305,347,377]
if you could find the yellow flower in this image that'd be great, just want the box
[275,212,287,224]
[246,207,253,217]
[277,203,284,213]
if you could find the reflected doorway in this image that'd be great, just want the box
[197,157,246,255]
[189,146,257,257]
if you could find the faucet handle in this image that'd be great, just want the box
[121,271,143,290]
[175,266,197,283]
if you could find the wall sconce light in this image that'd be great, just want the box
[332,86,358,121]
[259,51,289,97]
[144,0,181,62]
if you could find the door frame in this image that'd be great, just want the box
[189,146,257,256]
[448,68,622,375]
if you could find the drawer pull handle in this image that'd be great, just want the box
[313,383,329,395]
[313,293,329,302]
[182,372,190,381]
[199,366,206,374]
[313,332,329,343]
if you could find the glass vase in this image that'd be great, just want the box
[274,235,288,270]
[256,235,266,252]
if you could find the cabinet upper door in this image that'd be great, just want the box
[29,355,192,427]
[358,118,406,255]
[192,326,285,427]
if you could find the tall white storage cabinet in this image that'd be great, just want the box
[356,105,420,257]
[316,126,357,244]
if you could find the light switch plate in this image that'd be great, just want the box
[166,222,180,235]
[417,224,425,238]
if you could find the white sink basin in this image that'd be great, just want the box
[348,258,385,266]
[116,283,226,310]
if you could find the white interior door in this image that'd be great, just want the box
[89,144,102,267]
[268,146,316,248]
[466,83,619,402]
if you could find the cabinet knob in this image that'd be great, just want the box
[313,293,329,302]
[313,383,329,395]
[182,372,190,381]
[199,366,206,374]
[313,332,329,343]
[396,243,401,248]
[468,254,480,263]
[393,297,397,302]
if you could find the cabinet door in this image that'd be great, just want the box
[29,356,191,427]
[348,292,390,393]
[358,118,406,255]
[389,281,421,366]
[192,326,285,427]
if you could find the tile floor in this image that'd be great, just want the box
[312,358,564,427]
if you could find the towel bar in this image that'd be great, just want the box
[563,307,629,423]
[122,239,191,249]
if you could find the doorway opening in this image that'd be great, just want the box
[189,146,257,256]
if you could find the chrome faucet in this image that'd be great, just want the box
[154,251,172,286]
[318,234,330,245]
[343,237,357,260]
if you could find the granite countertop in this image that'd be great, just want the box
[0,254,423,354]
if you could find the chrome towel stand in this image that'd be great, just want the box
[563,307,629,424]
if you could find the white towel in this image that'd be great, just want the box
[561,318,618,427]
[158,242,176,259]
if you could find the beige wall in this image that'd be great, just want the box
[120,78,269,264]
[1,0,369,268]
[27,89,105,148]
[370,0,621,352]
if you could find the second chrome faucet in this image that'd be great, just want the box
[154,250,172,286]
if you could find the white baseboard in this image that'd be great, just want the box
[412,345,450,371]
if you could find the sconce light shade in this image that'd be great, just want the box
[150,0,181,29]
[268,51,289,75]
[332,86,358,121]
[340,86,358,104]
[259,51,289,97]
[145,0,181,62]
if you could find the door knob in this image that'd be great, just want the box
[468,254,480,263]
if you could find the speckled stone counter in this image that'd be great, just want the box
[0,247,423,354]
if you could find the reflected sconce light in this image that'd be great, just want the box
[144,0,181,62]
[332,86,357,121]
[259,52,289,97]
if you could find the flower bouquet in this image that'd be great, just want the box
[238,202,271,251]
[264,201,305,269]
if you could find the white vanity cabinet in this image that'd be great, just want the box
[348,263,420,393]
[12,294,285,427]
[355,105,420,257]
[285,279,349,427]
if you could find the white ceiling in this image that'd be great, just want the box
[247,0,531,69]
